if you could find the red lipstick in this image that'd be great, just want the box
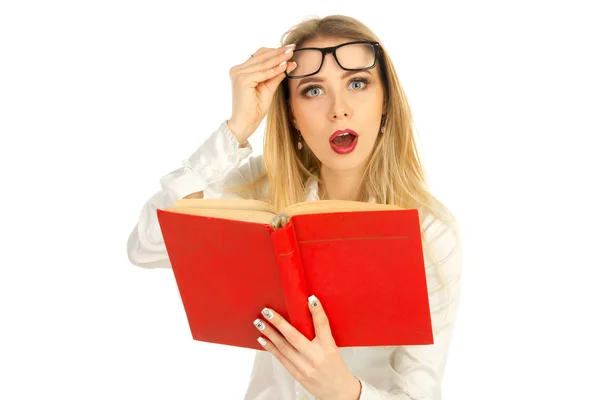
[329,129,358,154]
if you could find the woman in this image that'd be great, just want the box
[127,14,462,400]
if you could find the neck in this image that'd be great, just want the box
[318,165,366,201]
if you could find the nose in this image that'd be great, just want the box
[319,55,352,121]
[332,110,348,119]
[329,96,351,121]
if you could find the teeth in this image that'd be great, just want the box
[337,132,351,137]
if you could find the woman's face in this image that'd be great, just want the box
[288,36,385,174]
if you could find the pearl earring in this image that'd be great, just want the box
[297,133,303,150]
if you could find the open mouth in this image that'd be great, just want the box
[330,129,358,154]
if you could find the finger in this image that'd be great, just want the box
[249,46,275,59]
[245,61,289,87]
[308,295,334,343]
[253,318,311,372]
[257,336,304,382]
[248,44,295,65]
[241,44,295,73]
[258,61,297,95]
[258,307,314,355]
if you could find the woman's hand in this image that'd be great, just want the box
[253,295,362,400]
[227,44,297,144]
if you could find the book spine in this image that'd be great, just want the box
[270,221,315,340]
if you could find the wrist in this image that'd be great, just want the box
[348,376,362,400]
[332,376,361,400]
[226,118,251,145]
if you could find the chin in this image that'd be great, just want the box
[319,153,370,173]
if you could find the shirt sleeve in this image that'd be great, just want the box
[126,120,266,269]
[243,351,281,400]
[358,211,463,400]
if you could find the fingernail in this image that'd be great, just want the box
[283,47,293,54]
[262,308,274,320]
[289,62,297,72]
[253,319,266,330]
[285,43,296,47]
[257,337,267,346]
[279,61,287,67]
[308,295,318,307]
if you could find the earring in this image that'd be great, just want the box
[297,131,303,150]
[380,114,386,134]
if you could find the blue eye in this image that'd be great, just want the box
[349,78,370,90]
[302,86,323,97]
[300,77,371,98]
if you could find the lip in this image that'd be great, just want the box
[329,129,358,154]
[329,129,358,142]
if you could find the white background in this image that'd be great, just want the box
[1,1,599,399]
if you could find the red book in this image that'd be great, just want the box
[156,198,433,351]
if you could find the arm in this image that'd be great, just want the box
[126,119,266,269]
[358,211,463,400]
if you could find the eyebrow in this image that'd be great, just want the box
[296,69,372,90]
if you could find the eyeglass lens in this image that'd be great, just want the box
[288,43,376,77]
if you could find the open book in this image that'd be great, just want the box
[166,198,405,229]
[157,198,433,351]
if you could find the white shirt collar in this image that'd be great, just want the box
[305,176,321,201]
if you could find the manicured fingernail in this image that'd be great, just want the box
[257,337,267,346]
[308,295,318,307]
[289,62,297,72]
[279,61,287,67]
[285,43,296,47]
[262,308,274,320]
[283,47,293,54]
[253,319,266,330]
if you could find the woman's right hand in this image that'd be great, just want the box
[227,44,297,144]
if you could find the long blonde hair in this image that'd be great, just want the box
[240,15,459,292]
[263,15,453,221]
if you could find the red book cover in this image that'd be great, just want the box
[156,207,432,351]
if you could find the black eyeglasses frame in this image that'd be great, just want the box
[284,40,381,79]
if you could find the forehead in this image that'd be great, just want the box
[299,36,356,49]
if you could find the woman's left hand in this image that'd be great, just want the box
[253,295,361,400]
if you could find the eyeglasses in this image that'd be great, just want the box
[285,41,380,79]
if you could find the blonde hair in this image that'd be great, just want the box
[238,15,459,294]
[263,15,454,216]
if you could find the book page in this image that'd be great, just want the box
[168,199,402,226]
[164,207,276,225]
[282,200,403,216]
[174,198,278,215]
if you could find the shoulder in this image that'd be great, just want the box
[418,202,463,309]
[419,201,461,265]
[220,154,270,200]
[229,153,267,181]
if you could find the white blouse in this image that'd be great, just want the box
[127,120,463,400]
